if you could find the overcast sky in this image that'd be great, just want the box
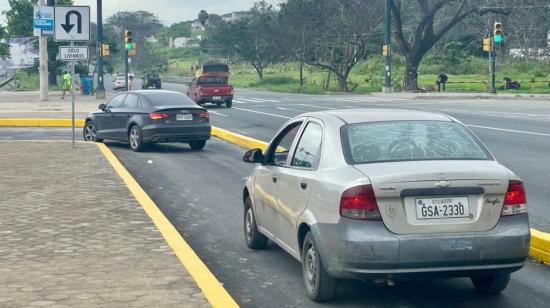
[0,0,279,26]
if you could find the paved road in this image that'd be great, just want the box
[2,84,550,306]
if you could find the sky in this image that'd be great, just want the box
[0,0,279,26]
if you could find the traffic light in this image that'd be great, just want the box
[124,30,133,50]
[483,36,491,52]
[128,43,137,57]
[493,22,503,44]
[382,44,389,56]
[101,44,110,57]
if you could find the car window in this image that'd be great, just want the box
[268,122,302,166]
[343,120,492,164]
[291,122,322,169]
[123,94,139,109]
[141,92,197,106]
[106,94,126,109]
[197,77,226,85]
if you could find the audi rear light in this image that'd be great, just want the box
[501,180,527,216]
[339,184,381,221]
[149,112,170,120]
[198,111,209,118]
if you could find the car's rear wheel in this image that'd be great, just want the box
[226,99,232,108]
[471,273,511,294]
[129,125,145,152]
[189,140,206,150]
[302,232,337,302]
[244,196,268,249]
[83,121,103,142]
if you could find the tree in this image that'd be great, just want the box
[0,25,10,59]
[107,11,163,42]
[392,0,505,91]
[3,0,72,37]
[168,21,192,38]
[198,10,209,27]
[305,0,384,92]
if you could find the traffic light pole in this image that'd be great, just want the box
[490,49,497,94]
[96,0,106,99]
[125,49,129,91]
[383,0,392,93]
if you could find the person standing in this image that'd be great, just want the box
[61,71,72,99]
[128,75,134,91]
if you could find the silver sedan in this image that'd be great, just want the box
[242,109,530,302]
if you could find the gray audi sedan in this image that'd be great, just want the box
[242,109,530,302]
[83,90,211,151]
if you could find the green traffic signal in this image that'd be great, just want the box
[494,34,503,44]
[126,43,133,50]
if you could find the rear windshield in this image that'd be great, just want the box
[197,77,226,85]
[202,64,229,73]
[141,92,197,106]
[342,121,492,164]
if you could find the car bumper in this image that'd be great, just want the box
[141,123,211,143]
[311,214,530,280]
[199,95,233,103]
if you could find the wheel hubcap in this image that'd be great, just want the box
[305,244,317,286]
[84,124,96,141]
[245,208,253,239]
[130,128,139,148]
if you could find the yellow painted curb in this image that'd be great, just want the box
[211,126,269,152]
[96,143,239,308]
[0,118,85,127]
[530,228,550,264]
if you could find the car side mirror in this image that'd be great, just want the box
[243,148,263,163]
[98,103,106,111]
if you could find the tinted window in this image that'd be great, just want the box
[123,94,139,108]
[269,123,302,166]
[197,77,226,85]
[106,94,126,109]
[292,122,322,169]
[343,121,491,164]
[142,92,197,106]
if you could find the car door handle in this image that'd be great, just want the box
[300,181,308,190]
[272,176,278,183]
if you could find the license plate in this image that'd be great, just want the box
[212,96,222,101]
[416,197,469,219]
[176,114,193,121]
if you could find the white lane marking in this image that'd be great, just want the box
[299,104,336,110]
[233,107,291,119]
[276,106,303,112]
[232,99,251,104]
[466,125,550,137]
[209,110,228,117]
[237,98,264,103]
[252,98,280,102]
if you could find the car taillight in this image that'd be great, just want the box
[501,180,527,216]
[149,112,170,120]
[199,89,203,96]
[339,184,381,220]
[197,111,209,118]
[230,87,234,95]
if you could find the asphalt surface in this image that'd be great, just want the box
[2,82,550,307]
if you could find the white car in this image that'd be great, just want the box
[242,109,530,302]
[113,75,126,90]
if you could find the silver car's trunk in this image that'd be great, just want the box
[354,160,511,234]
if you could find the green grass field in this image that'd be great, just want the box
[167,55,550,95]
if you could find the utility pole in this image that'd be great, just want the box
[383,0,392,93]
[490,44,497,94]
[38,0,49,101]
[46,0,56,87]
[96,0,106,99]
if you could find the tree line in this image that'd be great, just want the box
[201,0,550,91]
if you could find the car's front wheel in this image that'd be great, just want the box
[189,140,206,150]
[302,232,337,302]
[129,125,145,152]
[471,273,511,294]
[83,121,103,142]
[244,196,267,249]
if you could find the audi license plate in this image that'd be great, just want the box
[176,114,193,121]
[416,197,469,219]
[212,96,222,101]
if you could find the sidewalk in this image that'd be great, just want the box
[366,91,550,101]
[0,91,111,119]
[0,141,209,307]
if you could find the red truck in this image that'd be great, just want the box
[187,61,234,108]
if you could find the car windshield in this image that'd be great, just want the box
[197,77,226,85]
[142,92,197,106]
[342,120,492,164]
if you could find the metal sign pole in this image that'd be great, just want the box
[70,41,76,148]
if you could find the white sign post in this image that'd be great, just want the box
[55,6,90,148]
